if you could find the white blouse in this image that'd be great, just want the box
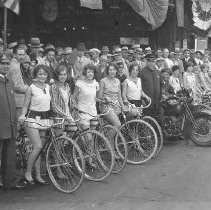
[125,78,142,100]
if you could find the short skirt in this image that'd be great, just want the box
[26,110,51,130]
[99,100,121,115]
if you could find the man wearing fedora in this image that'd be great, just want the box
[56,47,64,62]
[89,48,100,67]
[155,57,165,71]
[101,46,109,56]
[194,51,203,66]
[60,47,75,93]
[28,37,44,64]
[73,43,90,80]
[41,45,58,79]
[113,48,129,77]
[182,49,195,70]
[163,48,174,70]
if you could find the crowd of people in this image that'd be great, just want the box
[0,35,211,190]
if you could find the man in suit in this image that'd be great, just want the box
[138,54,164,130]
[73,43,90,80]
[9,48,28,119]
[182,49,196,70]
[0,54,27,190]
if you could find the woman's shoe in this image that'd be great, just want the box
[24,176,35,185]
[34,179,48,185]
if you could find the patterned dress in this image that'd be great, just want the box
[99,77,121,114]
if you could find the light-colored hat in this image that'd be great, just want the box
[38,47,44,52]
[45,44,56,52]
[122,46,128,51]
[89,48,101,54]
[8,42,18,49]
[63,47,72,55]
[174,48,180,54]
[115,48,122,54]
[131,44,140,49]
[134,48,143,54]
[155,57,165,62]
[145,47,151,51]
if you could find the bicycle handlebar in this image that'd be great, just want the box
[73,107,110,118]
[25,118,65,128]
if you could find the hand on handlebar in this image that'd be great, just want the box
[18,115,26,124]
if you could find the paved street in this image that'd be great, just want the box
[1,140,211,210]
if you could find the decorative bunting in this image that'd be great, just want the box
[126,0,169,29]
[1,0,19,14]
[192,0,211,31]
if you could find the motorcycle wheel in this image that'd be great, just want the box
[189,112,211,147]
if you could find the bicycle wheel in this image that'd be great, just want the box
[74,130,114,181]
[101,125,127,174]
[46,136,85,193]
[189,113,211,147]
[120,119,158,164]
[143,116,163,157]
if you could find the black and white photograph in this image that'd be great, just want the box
[1,0,211,209]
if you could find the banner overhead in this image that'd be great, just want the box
[126,0,169,29]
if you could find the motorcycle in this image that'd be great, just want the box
[161,89,211,146]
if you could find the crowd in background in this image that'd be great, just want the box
[1,36,211,189]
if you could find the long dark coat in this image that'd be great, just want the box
[138,66,163,108]
[0,74,17,140]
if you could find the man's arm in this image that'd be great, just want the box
[9,63,28,93]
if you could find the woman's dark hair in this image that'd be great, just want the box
[128,63,139,73]
[54,64,68,81]
[33,64,50,78]
[172,65,179,72]
[201,64,209,72]
[184,61,193,72]
[106,62,117,75]
[82,63,97,77]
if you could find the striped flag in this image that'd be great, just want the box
[80,0,102,9]
[1,0,20,14]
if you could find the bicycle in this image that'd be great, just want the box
[124,98,163,157]
[102,101,158,164]
[65,109,115,181]
[73,107,128,174]
[18,118,85,193]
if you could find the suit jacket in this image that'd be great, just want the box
[182,57,196,70]
[138,66,163,108]
[9,59,28,108]
[73,56,90,78]
[0,74,17,139]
